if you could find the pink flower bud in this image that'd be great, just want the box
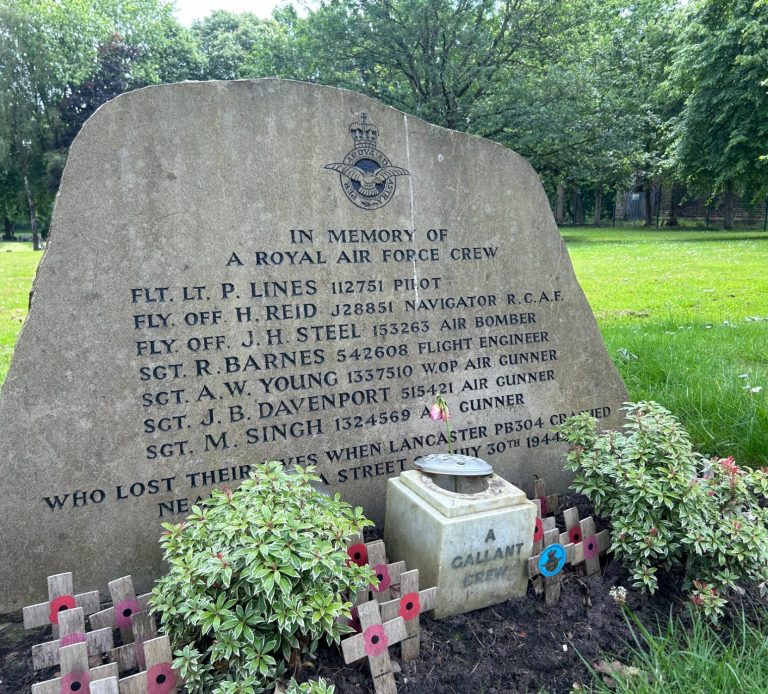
[429,404,443,421]
[720,456,740,475]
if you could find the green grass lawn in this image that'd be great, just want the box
[563,227,768,466]
[0,242,39,381]
[588,607,768,693]
[1,228,767,465]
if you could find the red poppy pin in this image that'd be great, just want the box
[59,632,86,648]
[399,592,420,621]
[346,543,368,567]
[49,595,76,625]
[370,564,391,592]
[60,670,89,693]
[146,662,177,694]
[363,624,389,657]
[583,535,599,559]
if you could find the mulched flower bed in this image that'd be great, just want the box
[310,558,683,693]
[0,495,685,694]
[308,494,685,693]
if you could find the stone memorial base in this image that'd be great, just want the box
[384,470,536,619]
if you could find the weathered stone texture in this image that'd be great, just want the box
[0,81,626,610]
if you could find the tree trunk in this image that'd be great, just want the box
[723,189,736,230]
[570,187,584,225]
[23,174,41,251]
[644,186,653,226]
[2,216,13,241]
[555,184,565,225]
[666,183,682,226]
[593,187,602,226]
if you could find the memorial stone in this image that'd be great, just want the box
[0,80,626,610]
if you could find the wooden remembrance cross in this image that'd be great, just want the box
[347,537,407,606]
[533,476,559,518]
[528,528,571,606]
[531,499,557,597]
[31,606,114,670]
[342,600,407,694]
[364,540,407,604]
[118,634,180,694]
[31,641,118,694]
[110,611,159,673]
[379,569,437,661]
[90,575,152,644]
[23,572,100,638]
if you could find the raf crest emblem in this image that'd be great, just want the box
[325,111,410,210]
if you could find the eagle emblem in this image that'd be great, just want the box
[325,111,409,210]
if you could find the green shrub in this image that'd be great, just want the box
[559,402,768,618]
[286,677,335,693]
[151,462,375,693]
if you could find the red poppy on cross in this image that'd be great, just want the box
[23,572,100,639]
[380,569,437,661]
[341,600,407,694]
[29,641,118,694]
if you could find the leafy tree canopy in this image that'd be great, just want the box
[1,0,765,232]
[667,0,768,203]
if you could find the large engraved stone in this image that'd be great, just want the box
[0,80,626,610]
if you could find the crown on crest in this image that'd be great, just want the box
[349,111,379,148]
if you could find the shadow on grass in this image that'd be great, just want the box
[561,230,768,245]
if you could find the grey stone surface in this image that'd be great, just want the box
[0,80,626,610]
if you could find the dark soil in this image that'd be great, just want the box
[309,494,685,693]
[310,558,682,694]
[0,495,685,694]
